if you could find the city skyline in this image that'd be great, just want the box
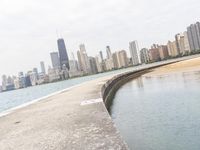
[0,0,199,77]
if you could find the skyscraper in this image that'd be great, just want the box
[187,23,200,51]
[77,44,91,74]
[117,50,128,68]
[149,47,160,62]
[106,46,112,59]
[112,52,119,69]
[50,52,60,69]
[57,38,70,69]
[89,57,98,74]
[140,48,150,64]
[99,51,104,62]
[40,61,46,74]
[167,41,179,57]
[129,41,141,65]
[183,31,191,52]
[158,45,169,60]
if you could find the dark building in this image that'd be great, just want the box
[25,75,32,87]
[57,38,70,70]
[187,22,200,51]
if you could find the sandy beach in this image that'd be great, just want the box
[144,56,200,76]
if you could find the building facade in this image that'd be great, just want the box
[129,41,141,65]
[140,48,150,64]
[50,52,60,69]
[40,61,46,74]
[57,38,70,69]
[158,45,169,60]
[187,23,200,51]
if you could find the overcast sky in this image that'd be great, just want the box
[0,0,200,77]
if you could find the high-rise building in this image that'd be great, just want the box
[129,41,141,65]
[77,44,91,74]
[50,52,60,69]
[106,46,112,59]
[2,75,7,91]
[111,50,128,69]
[187,23,200,51]
[57,38,70,69]
[99,51,104,63]
[104,58,114,71]
[167,41,179,57]
[24,74,32,87]
[40,61,46,74]
[175,34,181,54]
[117,50,128,68]
[89,57,98,74]
[33,68,38,80]
[140,48,150,64]
[68,59,82,78]
[149,47,160,62]
[183,31,191,52]
[158,45,169,60]
[18,72,26,88]
[112,52,120,69]
[95,56,103,73]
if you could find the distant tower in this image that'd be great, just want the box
[77,44,91,74]
[50,52,60,69]
[57,38,70,70]
[106,46,112,59]
[40,61,46,74]
[99,51,104,62]
[129,40,141,65]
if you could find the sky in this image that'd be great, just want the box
[0,0,200,78]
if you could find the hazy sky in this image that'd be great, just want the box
[0,0,200,77]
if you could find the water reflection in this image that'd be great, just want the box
[136,77,144,89]
[111,69,200,150]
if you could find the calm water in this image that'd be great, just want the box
[0,67,138,113]
[111,69,200,150]
[1,56,187,114]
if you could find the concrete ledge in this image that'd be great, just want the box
[101,57,193,111]
[0,55,198,150]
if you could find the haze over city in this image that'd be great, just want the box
[0,0,200,77]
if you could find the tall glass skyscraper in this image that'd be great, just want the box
[57,38,70,70]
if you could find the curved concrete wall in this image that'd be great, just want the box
[101,69,149,111]
[101,59,186,112]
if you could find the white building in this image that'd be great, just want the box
[69,60,83,78]
[77,44,91,74]
[40,61,46,75]
[183,31,191,53]
[129,40,141,65]
[48,68,60,82]
[104,58,114,71]
[117,50,128,68]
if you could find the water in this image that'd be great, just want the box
[111,69,200,150]
[1,56,188,114]
[0,67,136,113]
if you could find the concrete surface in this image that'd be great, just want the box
[0,75,128,150]
[0,55,199,150]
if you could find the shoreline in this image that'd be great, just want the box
[0,55,199,149]
[1,55,199,118]
[0,82,87,118]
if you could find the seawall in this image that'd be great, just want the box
[101,57,193,111]
[0,55,199,150]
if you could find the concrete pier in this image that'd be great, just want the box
[0,75,129,150]
[0,55,199,150]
